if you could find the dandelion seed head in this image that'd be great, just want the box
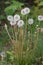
[24,7,30,14]
[21,9,26,15]
[14,14,20,21]
[1,52,6,58]
[7,15,13,21]
[17,20,24,27]
[10,21,16,26]
[21,7,30,15]
[38,15,43,21]
[28,18,34,25]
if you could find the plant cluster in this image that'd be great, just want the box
[0,7,43,65]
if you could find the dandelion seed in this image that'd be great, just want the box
[28,18,34,25]
[17,20,24,27]
[7,15,13,21]
[14,14,20,21]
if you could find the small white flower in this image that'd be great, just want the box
[34,32,37,34]
[1,52,6,58]
[10,21,16,26]
[7,15,13,21]
[28,18,34,25]
[21,7,30,15]
[21,9,26,15]
[17,20,24,27]
[36,25,39,27]
[14,14,20,21]
[38,15,43,21]
[24,7,30,14]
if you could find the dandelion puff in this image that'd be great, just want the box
[24,7,30,14]
[21,9,26,15]
[10,20,16,26]
[17,20,24,27]
[7,15,13,21]
[14,14,20,21]
[28,18,34,25]
[1,52,6,58]
[38,15,43,21]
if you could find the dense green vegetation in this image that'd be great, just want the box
[0,0,43,65]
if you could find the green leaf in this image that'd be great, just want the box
[5,5,17,15]
[6,51,12,55]
[4,1,24,15]
[0,15,5,20]
[38,1,43,6]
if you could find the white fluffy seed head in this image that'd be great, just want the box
[21,9,26,15]
[7,15,13,21]
[21,7,30,15]
[24,7,30,14]
[1,52,6,58]
[10,21,16,26]
[28,18,34,25]
[38,15,43,21]
[17,20,24,27]
[14,14,20,21]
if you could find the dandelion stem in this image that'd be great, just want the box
[33,28,39,52]
[39,21,41,28]
[12,26,15,40]
[29,25,32,49]
[13,25,18,41]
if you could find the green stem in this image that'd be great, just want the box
[39,21,41,28]
[12,26,15,40]
[29,25,32,44]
